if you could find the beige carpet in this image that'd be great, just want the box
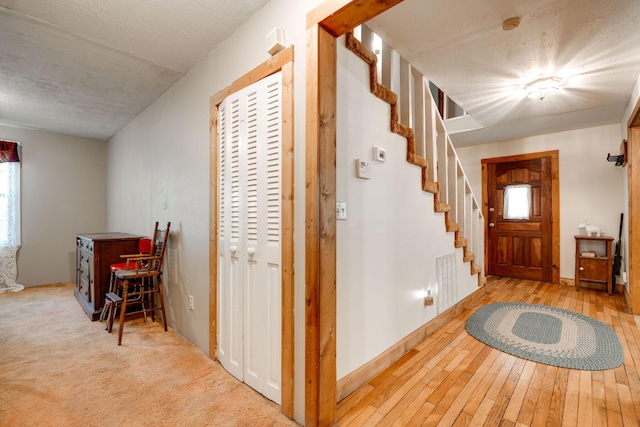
[0,283,300,427]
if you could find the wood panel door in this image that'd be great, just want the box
[484,154,556,282]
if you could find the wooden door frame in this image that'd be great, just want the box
[209,46,295,418]
[627,98,640,313]
[306,1,403,425]
[481,150,560,284]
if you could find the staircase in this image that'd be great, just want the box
[345,27,486,287]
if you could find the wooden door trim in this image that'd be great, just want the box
[209,46,295,418]
[306,1,404,425]
[628,96,640,313]
[305,25,336,426]
[481,150,560,283]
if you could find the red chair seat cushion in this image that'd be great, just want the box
[110,261,137,272]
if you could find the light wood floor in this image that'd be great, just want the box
[336,276,640,426]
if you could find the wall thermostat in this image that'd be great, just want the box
[373,145,386,162]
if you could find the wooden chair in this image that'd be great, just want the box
[105,222,171,345]
[99,227,156,322]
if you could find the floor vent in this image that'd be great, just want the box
[436,253,457,314]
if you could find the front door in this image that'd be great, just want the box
[483,152,559,282]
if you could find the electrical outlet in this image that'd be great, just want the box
[424,289,434,307]
[189,295,194,311]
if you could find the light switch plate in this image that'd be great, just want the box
[356,159,372,179]
[336,201,347,220]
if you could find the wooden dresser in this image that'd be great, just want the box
[75,232,141,320]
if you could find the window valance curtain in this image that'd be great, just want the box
[0,141,20,163]
[0,140,22,293]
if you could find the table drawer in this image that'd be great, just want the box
[76,237,94,255]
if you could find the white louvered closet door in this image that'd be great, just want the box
[217,71,282,404]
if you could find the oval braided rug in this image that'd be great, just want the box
[465,302,624,370]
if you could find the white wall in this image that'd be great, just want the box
[623,76,640,127]
[620,75,640,292]
[456,124,625,280]
[336,39,480,379]
[106,0,322,421]
[0,125,106,286]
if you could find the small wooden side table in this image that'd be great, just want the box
[574,235,614,294]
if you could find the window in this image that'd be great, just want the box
[0,140,22,292]
[0,161,20,246]
[503,184,531,220]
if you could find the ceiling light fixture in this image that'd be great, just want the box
[524,76,562,101]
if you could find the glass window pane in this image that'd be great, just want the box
[0,161,20,246]
[503,184,531,220]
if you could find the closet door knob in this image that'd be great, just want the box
[247,248,255,256]
[230,246,237,254]
[489,223,495,228]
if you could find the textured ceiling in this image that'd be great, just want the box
[0,0,270,140]
[1,0,639,145]
[369,0,640,146]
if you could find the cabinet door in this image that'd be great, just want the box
[580,258,608,282]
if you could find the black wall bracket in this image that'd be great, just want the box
[607,153,625,166]
[607,139,628,167]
